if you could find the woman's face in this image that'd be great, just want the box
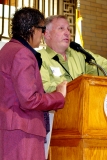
[29,24,45,48]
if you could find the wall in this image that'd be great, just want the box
[80,0,107,58]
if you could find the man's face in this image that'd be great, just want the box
[48,18,71,51]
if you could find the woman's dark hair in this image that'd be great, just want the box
[11,7,45,41]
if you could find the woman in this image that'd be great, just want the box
[0,7,67,160]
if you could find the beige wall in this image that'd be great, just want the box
[80,0,107,58]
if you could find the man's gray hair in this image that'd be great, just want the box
[45,15,68,26]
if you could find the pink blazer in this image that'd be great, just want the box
[0,39,65,137]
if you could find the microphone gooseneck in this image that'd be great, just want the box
[89,61,107,76]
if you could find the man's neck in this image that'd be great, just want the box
[51,47,67,60]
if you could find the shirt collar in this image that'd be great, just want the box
[46,46,71,59]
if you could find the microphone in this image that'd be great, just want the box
[70,41,107,76]
[70,41,95,63]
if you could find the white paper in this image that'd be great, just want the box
[44,110,55,160]
[104,95,107,117]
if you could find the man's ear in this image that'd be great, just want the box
[44,30,51,40]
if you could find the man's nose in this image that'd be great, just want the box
[64,29,70,35]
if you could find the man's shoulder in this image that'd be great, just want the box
[38,48,47,54]
[38,46,56,59]
[38,48,48,59]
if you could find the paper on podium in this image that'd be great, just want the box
[44,110,55,160]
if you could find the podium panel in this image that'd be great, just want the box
[48,75,107,160]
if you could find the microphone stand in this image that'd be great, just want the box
[89,60,107,76]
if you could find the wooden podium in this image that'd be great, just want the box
[48,75,107,160]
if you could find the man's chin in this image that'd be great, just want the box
[63,43,69,49]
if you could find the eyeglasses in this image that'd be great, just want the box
[36,26,46,33]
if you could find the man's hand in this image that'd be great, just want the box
[56,81,67,97]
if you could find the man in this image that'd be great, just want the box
[38,15,107,93]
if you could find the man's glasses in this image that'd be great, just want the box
[36,26,46,33]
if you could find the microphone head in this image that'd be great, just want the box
[69,41,81,51]
[70,41,95,62]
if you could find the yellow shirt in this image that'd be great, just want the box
[39,46,107,92]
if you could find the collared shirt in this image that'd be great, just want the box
[39,46,107,92]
